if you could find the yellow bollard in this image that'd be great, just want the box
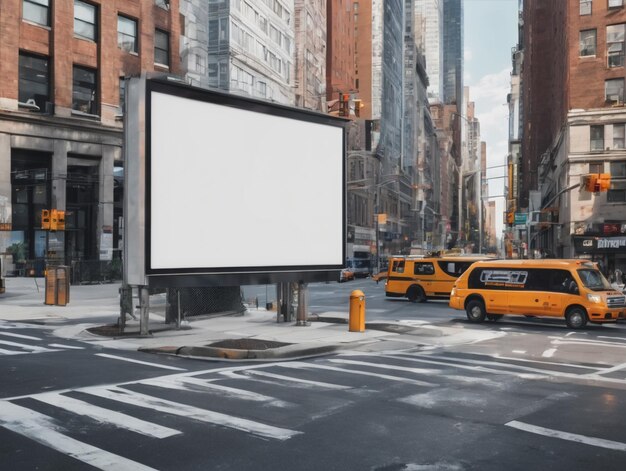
[349,290,365,332]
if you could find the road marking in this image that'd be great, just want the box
[542,348,557,358]
[33,392,181,438]
[584,362,626,376]
[330,358,442,377]
[598,336,626,342]
[94,353,186,371]
[0,332,42,341]
[0,340,60,353]
[512,350,526,354]
[80,386,300,441]
[48,343,85,350]
[0,401,159,471]
[141,376,288,406]
[493,354,598,370]
[506,420,626,452]
[277,361,436,387]
[239,369,351,390]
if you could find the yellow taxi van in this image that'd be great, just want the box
[384,254,495,302]
[449,259,626,329]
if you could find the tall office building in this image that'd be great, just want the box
[442,0,463,108]
[414,0,443,103]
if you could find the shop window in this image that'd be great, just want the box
[614,124,625,149]
[590,125,604,151]
[154,29,170,67]
[579,30,596,56]
[580,0,592,15]
[74,1,97,41]
[72,65,98,116]
[23,0,50,26]
[18,52,49,112]
[607,24,625,68]
[605,78,624,104]
[117,15,138,53]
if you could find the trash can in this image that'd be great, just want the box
[45,266,70,306]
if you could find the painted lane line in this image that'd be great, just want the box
[583,362,626,376]
[506,420,626,452]
[492,354,598,370]
[0,348,22,355]
[140,376,288,406]
[330,359,443,377]
[542,348,557,358]
[94,353,186,371]
[0,401,158,471]
[48,343,85,350]
[0,340,60,353]
[277,362,436,387]
[512,350,527,354]
[0,332,42,341]
[33,392,181,438]
[598,336,626,342]
[80,386,300,441]
[551,339,626,349]
[241,369,351,390]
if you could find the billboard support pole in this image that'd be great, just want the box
[139,286,150,335]
[295,281,309,326]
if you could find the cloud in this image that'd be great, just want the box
[464,48,473,62]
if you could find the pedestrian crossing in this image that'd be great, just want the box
[3,350,626,470]
[0,323,84,356]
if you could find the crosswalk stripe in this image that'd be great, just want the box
[48,343,85,350]
[0,339,60,353]
[80,386,301,441]
[233,369,351,390]
[140,376,288,406]
[0,332,42,341]
[32,392,181,438]
[277,362,436,387]
[330,358,443,376]
[0,347,22,355]
[94,353,186,371]
[0,401,159,471]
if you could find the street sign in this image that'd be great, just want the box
[514,213,527,226]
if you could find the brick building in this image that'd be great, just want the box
[0,0,181,277]
[521,0,626,272]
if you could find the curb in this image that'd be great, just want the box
[139,343,341,361]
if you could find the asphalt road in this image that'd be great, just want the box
[2,280,626,470]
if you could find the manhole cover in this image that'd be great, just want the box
[207,338,291,350]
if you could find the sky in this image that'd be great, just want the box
[463,0,519,239]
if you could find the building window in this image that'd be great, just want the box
[607,24,625,67]
[609,0,624,8]
[117,15,138,53]
[74,1,97,41]
[614,124,625,149]
[72,65,98,115]
[608,181,626,202]
[154,29,169,66]
[611,161,626,177]
[18,52,49,112]
[580,0,592,15]
[590,162,603,173]
[23,0,50,26]
[591,125,604,151]
[606,78,625,104]
[579,30,596,56]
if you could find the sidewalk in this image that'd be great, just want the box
[0,277,502,361]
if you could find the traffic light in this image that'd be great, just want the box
[339,93,350,117]
[50,209,58,231]
[41,210,50,230]
[506,211,514,225]
[57,210,66,231]
[598,173,611,191]
[354,99,363,117]
[585,173,612,192]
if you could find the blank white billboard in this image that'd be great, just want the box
[147,88,345,273]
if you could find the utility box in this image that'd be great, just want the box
[45,266,70,306]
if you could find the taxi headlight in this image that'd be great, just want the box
[587,294,602,304]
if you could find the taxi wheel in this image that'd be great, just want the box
[565,307,588,329]
[407,285,426,303]
[466,299,486,323]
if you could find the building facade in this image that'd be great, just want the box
[414,0,443,103]
[442,0,462,108]
[521,0,626,274]
[0,0,181,277]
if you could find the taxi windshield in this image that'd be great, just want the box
[577,269,612,291]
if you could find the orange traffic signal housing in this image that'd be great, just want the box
[50,209,58,231]
[41,209,50,230]
[585,173,611,193]
[57,210,66,231]
[598,173,611,191]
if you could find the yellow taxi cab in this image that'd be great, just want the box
[384,254,496,302]
[449,259,626,329]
